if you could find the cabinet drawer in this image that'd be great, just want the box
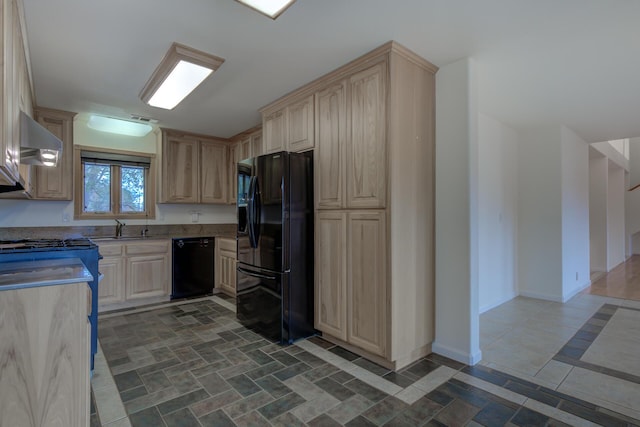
[125,241,170,255]
[217,238,236,253]
[98,243,123,256]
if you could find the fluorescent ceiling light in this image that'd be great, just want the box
[236,0,296,19]
[140,43,225,110]
[88,115,153,137]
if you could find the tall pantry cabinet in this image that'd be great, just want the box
[262,41,437,370]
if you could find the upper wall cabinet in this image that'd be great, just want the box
[315,81,347,209]
[0,0,33,186]
[228,127,262,205]
[262,109,286,154]
[159,129,228,204]
[287,95,315,152]
[346,61,387,209]
[200,140,228,204]
[32,108,76,200]
[262,94,314,155]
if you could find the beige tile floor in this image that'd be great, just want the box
[480,291,640,421]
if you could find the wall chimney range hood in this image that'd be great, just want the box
[19,111,63,167]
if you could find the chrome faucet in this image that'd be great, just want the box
[115,219,125,238]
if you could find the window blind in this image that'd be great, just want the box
[80,150,151,168]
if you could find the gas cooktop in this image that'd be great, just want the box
[0,238,98,253]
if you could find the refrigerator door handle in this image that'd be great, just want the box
[247,176,258,248]
[237,266,277,281]
[253,178,262,245]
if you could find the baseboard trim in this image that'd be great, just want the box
[518,290,564,303]
[479,291,517,314]
[562,281,591,303]
[432,342,482,366]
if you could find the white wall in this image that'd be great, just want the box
[589,150,608,272]
[607,161,626,269]
[626,137,640,254]
[560,126,591,300]
[591,140,629,172]
[478,114,518,313]
[517,125,591,302]
[0,114,236,227]
[517,126,563,301]
[434,57,481,365]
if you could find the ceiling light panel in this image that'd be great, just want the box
[88,115,153,137]
[236,0,296,19]
[140,43,225,110]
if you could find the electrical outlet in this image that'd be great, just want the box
[576,272,579,281]
[62,213,70,222]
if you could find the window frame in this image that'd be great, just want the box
[74,145,156,220]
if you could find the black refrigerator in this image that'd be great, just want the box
[236,151,315,344]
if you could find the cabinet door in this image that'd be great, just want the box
[239,137,251,160]
[126,253,169,299]
[347,62,387,209]
[287,94,314,152]
[200,140,228,204]
[219,250,237,296]
[315,211,348,341]
[215,238,237,296]
[347,210,387,357]
[251,133,262,157]
[262,109,286,154]
[0,0,19,186]
[315,81,346,209]
[0,283,89,427]
[228,143,238,205]
[98,256,125,305]
[33,109,74,200]
[162,135,199,203]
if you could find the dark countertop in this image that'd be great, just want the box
[2,223,237,241]
[0,258,94,290]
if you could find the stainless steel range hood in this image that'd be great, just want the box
[19,111,63,167]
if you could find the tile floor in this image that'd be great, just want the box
[90,292,640,426]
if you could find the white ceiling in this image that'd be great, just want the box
[21,0,640,142]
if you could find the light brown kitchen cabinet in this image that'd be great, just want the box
[262,95,314,154]
[97,239,171,307]
[0,0,33,186]
[287,94,315,152]
[200,140,228,204]
[0,281,90,426]
[315,210,386,357]
[263,109,286,154]
[126,240,170,300]
[251,133,262,157]
[215,237,237,296]
[32,108,75,200]
[229,127,262,205]
[264,41,437,369]
[161,134,199,203]
[159,129,228,204]
[347,62,387,209]
[347,210,387,356]
[315,211,347,341]
[97,249,125,305]
[228,143,239,205]
[315,81,347,209]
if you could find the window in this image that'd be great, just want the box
[74,147,156,219]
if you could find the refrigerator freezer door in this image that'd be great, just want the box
[236,264,288,343]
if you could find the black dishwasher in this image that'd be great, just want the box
[171,237,215,300]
